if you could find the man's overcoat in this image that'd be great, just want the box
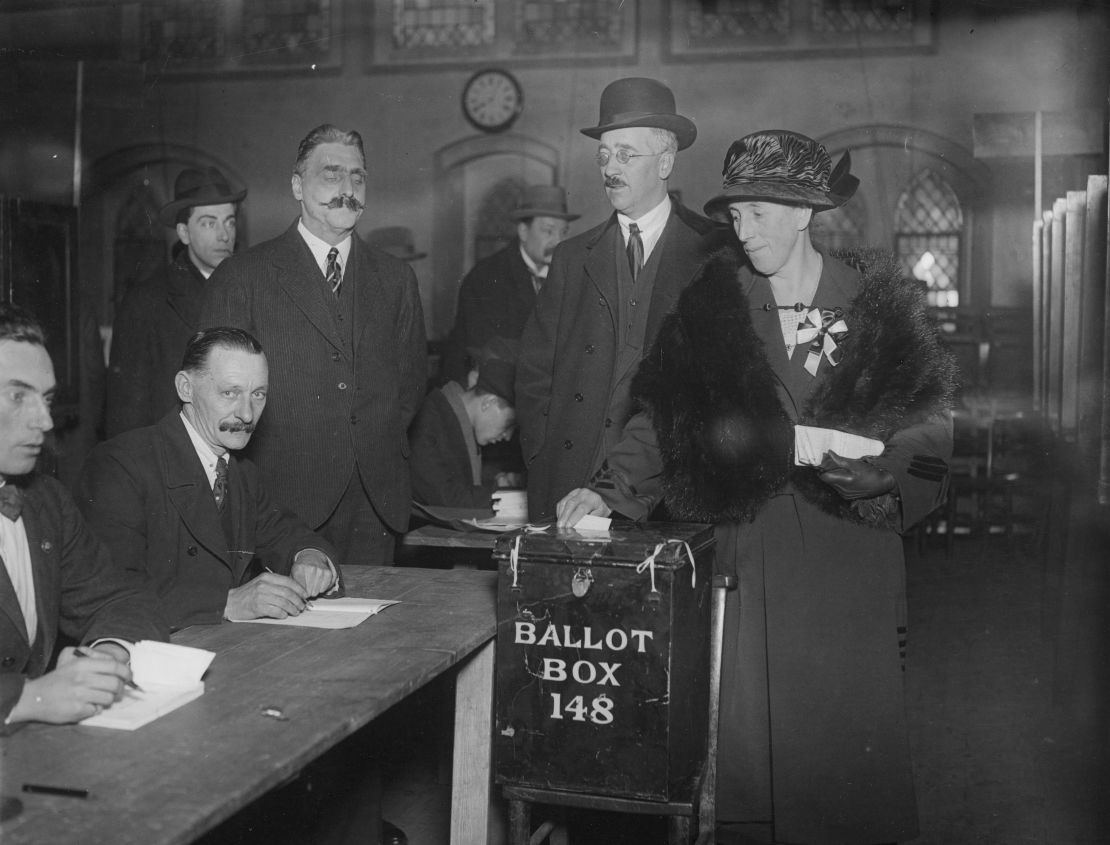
[443,242,535,384]
[107,253,206,438]
[515,202,719,522]
[198,222,427,534]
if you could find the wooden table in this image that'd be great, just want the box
[0,567,497,845]
[402,524,500,549]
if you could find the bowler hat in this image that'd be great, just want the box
[476,357,516,406]
[365,226,427,261]
[158,167,246,228]
[703,130,859,218]
[580,77,697,151]
[509,185,579,222]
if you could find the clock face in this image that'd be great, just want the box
[462,69,523,133]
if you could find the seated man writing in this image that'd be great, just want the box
[0,304,168,731]
[77,327,340,630]
[409,355,519,508]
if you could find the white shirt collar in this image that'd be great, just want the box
[297,219,352,278]
[617,194,672,262]
[180,411,227,489]
[519,245,548,281]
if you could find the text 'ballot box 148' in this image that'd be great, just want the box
[493,522,715,802]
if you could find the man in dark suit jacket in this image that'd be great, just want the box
[442,185,577,384]
[107,167,246,438]
[516,78,722,522]
[0,304,167,732]
[199,124,427,567]
[78,328,340,631]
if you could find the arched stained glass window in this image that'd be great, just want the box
[810,195,867,252]
[895,168,962,307]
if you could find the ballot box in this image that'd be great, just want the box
[493,522,715,803]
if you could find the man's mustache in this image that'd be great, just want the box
[604,178,626,189]
[219,421,256,433]
[323,195,365,212]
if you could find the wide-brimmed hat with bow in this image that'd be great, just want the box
[509,185,579,222]
[703,130,859,219]
[365,226,427,261]
[580,77,697,151]
[158,167,246,228]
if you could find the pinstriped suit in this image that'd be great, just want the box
[198,221,427,563]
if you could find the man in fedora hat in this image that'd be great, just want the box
[515,77,722,523]
[558,129,957,844]
[106,166,246,437]
[442,183,577,385]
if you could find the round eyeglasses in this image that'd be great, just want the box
[595,149,661,167]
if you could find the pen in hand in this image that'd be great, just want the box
[74,648,143,692]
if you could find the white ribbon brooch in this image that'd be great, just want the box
[796,307,848,377]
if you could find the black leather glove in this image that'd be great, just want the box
[818,450,896,500]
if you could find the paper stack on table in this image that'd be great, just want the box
[82,641,215,730]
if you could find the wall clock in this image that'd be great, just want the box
[462,68,523,134]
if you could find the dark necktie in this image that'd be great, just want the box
[325,247,342,296]
[213,457,229,512]
[626,222,644,283]
[0,484,23,521]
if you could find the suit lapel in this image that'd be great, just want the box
[582,216,620,318]
[166,257,205,331]
[20,484,57,658]
[160,416,233,569]
[0,544,29,646]
[273,225,345,352]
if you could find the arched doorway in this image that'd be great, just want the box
[431,134,561,341]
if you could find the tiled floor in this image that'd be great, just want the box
[380,528,1108,844]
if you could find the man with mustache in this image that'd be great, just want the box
[199,124,427,569]
[441,184,577,384]
[515,78,723,522]
[77,327,340,630]
[107,167,246,437]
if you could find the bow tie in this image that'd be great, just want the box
[0,484,24,521]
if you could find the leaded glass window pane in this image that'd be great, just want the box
[810,195,867,252]
[242,0,333,58]
[811,0,915,34]
[895,168,963,308]
[392,0,496,49]
[684,0,791,45]
[516,0,628,51]
[141,0,224,62]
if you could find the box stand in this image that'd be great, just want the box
[503,574,737,845]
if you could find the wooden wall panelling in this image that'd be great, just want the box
[1032,218,1044,411]
[1080,175,1108,467]
[1062,190,1087,437]
[1047,198,1067,432]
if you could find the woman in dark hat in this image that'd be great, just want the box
[558,130,957,844]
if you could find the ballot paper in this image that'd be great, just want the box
[234,597,399,629]
[572,514,613,532]
[489,489,528,522]
[794,424,885,466]
[81,641,215,731]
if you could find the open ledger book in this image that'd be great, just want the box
[81,641,215,731]
[233,596,399,629]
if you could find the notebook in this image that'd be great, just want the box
[81,641,215,731]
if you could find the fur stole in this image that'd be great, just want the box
[630,245,958,524]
